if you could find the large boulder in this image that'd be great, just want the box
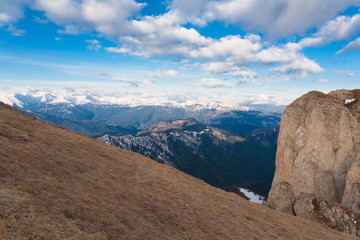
[267,89,360,235]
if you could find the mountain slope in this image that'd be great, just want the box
[98,119,277,193]
[0,102,355,239]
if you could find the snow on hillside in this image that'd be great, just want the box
[344,98,356,104]
[239,188,264,204]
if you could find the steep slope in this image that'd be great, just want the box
[98,119,277,193]
[267,89,360,236]
[0,102,355,239]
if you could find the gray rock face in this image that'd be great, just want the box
[293,193,359,236]
[267,89,360,235]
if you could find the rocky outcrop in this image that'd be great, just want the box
[267,89,360,235]
[293,193,359,236]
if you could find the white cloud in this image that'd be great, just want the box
[5,0,355,82]
[337,37,360,54]
[4,24,26,36]
[194,78,234,88]
[230,69,257,79]
[33,0,83,25]
[116,12,212,58]
[200,62,234,74]
[334,70,356,77]
[85,39,102,51]
[200,61,257,79]
[293,13,360,50]
[190,34,261,62]
[57,25,84,35]
[82,0,141,24]
[114,77,154,87]
[105,47,133,54]
[256,45,300,64]
[148,70,179,78]
[0,0,326,79]
[0,0,29,35]
[175,0,359,40]
[0,0,29,26]
[315,14,360,42]
[273,57,324,77]
[32,0,144,35]
[314,78,328,83]
[33,16,48,24]
[244,93,288,105]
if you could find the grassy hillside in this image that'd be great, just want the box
[0,102,355,239]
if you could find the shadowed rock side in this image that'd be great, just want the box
[267,89,360,236]
[0,102,356,239]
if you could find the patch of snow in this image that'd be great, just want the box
[239,188,264,204]
[344,99,356,104]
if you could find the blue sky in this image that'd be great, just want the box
[0,0,359,106]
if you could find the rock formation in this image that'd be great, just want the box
[267,89,360,236]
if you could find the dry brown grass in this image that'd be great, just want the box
[0,102,356,239]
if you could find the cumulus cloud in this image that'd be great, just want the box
[0,0,29,26]
[291,13,360,51]
[4,0,357,81]
[273,57,324,77]
[315,14,360,42]
[116,12,212,58]
[337,37,360,54]
[173,0,359,40]
[200,61,257,79]
[0,0,29,35]
[190,34,261,62]
[32,0,145,35]
[105,47,134,55]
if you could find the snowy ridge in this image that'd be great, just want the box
[97,124,243,171]
[0,87,252,111]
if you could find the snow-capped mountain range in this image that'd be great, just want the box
[0,87,252,112]
[0,87,282,136]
